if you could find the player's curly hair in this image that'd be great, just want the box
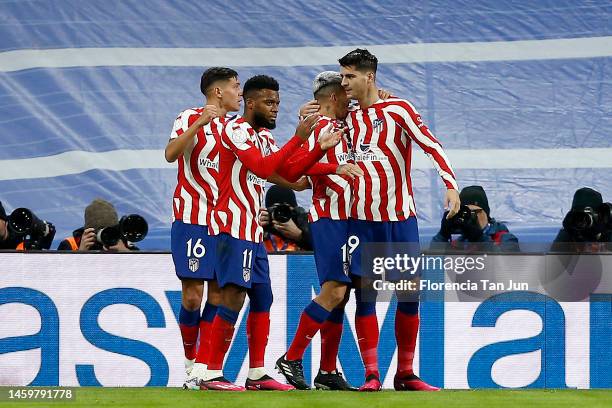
[200,67,238,96]
[338,48,378,73]
[243,75,279,99]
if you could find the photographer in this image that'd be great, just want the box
[0,201,56,250]
[551,187,612,252]
[0,202,24,250]
[260,185,312,252]
[57,199,143,252]
[432,185,519,251]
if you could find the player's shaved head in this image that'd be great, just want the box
[338,48,378,74]
[200,67,238,96]
[243,75,280,100]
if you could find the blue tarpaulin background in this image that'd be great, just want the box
[0,1,610,249]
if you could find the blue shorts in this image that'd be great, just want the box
[252,242,271,285]
[348,217,421,280]
[310,218,352,285]
[171,221,217,280]
[215,233,270,288]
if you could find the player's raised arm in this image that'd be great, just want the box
[267,174,311,191]
[165,105,218,162]
[276,126,342,182]
[222,114,319,180]
[271,134,362,189]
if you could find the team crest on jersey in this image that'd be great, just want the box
[343,261,350,276]
[372,118,384,134]
[231,126,249,144]
[188,258,199,272]
[242,267,251,282]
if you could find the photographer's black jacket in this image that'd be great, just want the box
[551,228,612,252]
[0,233,24,250]
[263,207,312,251]
[431,218,519,251]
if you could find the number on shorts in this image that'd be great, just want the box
[186,238,206,258]
[341,235,360,263]
[242,249,253,269]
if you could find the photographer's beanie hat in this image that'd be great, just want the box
[459,185,490,217]
[571,187,602,211]
[84,199,119,229]
[265,185,298,208]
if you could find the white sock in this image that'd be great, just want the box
[184,358,196,373]
[190,362,207,379]
[204,369,223,381]
[248,367,267,380]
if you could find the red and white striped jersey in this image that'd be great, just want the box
[347,97,458,221]
[169,107,223,233]
[305,116,352,222]
[214,115,281,243]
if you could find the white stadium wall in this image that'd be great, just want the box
[0,253,609,389]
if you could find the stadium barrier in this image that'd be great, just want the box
[0,252,609,389]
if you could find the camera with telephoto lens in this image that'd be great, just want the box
[443,204,479,235]
[563,202,612,237]
[267,203,295,224]
[94,214,148,248]
[7,208,56,250]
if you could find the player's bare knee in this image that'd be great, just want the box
[182,292,202,310]
[328,285,347,307]
[222,284,247,311]
[336,289,351,309]
[181,279,204,310]
[320,282,347,308]
[207,280,222,306]
[225,295,246,312]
